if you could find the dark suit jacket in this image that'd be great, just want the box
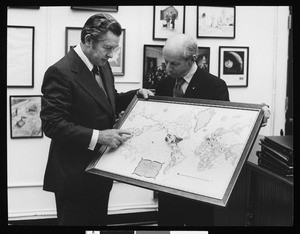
[156,66,229,101]
[41,49,136,199]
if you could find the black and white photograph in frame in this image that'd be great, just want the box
[65,27,125,76]
[7,25,34,88]
[219,46,249,87]
[71,6,118,12]
[196,47,210,72]
[153,6,185,40]
[142,45,169,92]
[197,6,235,38]
[9,95,43,139]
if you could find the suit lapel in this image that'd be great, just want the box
[68,50,114,117]
[99,64,116,115]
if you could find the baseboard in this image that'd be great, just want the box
[8,211,158,226]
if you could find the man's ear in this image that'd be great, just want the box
[84,34,93,46]
[192,54,197,62]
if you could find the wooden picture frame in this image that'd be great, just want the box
[8,6,40,9]
[10,95,43,139]
[197,6,235,39]
[142,45,168,92]
[65,27,125,76]
[219,46,249,87]
[86,95,264,207]
[71,6,118,12]
[153,6,185,40]
[7,25,34,88]
[197,47,210,72]
[65,27,81,55]
[109,29,125,76]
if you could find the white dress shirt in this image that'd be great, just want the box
[181,62,198,94]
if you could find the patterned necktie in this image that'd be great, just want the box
[92,65,108,97]
[173,77,185,97]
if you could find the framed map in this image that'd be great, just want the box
[86,96,264,206]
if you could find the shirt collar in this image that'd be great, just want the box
[183,62,198,84]
[74,43,94,72]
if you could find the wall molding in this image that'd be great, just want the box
[8,203,158,221]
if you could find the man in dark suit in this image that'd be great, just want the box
[155,33,270,226]
[40,13,153,226]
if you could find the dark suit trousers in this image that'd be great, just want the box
[55,192,110,226]
[158,192,214,226]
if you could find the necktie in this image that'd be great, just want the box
[92,65,108,97]
[173,77,185,97]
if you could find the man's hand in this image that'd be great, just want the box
[137,88,154,99]
[98,129,132,148]
[261,105,271,127]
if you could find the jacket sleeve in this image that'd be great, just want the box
[115,89,137,115]
[40,66,92,148]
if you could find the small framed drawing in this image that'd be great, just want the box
[65,27,125,76]
[8,6,40,9]
[10,95,43,139]
[143,45,168,92]
[197,47,210,72]
[65,27,81,54]
[71,6,118,12]
[197,6,235,38]
[109,29,125,76]
[153,6,185,40]
[219,46,249,87]
[7,25,34,88]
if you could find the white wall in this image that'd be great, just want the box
[7,6,289,221]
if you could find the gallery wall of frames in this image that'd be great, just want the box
[7,6,289,222]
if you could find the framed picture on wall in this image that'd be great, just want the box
[197,6,235,38]
[65,27,81,54]
[197,47,210,72]
[219,46,249,87]
[86,95,265,207]
[153,6,185,40]
[8,6,40,9]
[143,45,168,92]
[109,29,125,76]
[65,27,125,76]
[71,6,118,12]
[9,95,43,139]
[7,25,34,88]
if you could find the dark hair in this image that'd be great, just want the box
[81,13,122,43]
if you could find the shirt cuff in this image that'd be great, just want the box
[88,129,99,150]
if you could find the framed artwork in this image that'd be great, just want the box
[153,6,185,40]
[197,6,235,38]
[86,95,264,207]
[7,25,34,88]
[109,29,125,76]
[65,27,81,55]
[197,47,210,72]
[71,6,118,12]
[65,27,125,76]
[8,6,40,9]
[9,95,43,139]
[142,45,168,92]
[219,46,249,87]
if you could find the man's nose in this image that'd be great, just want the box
[106,51,113,58]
